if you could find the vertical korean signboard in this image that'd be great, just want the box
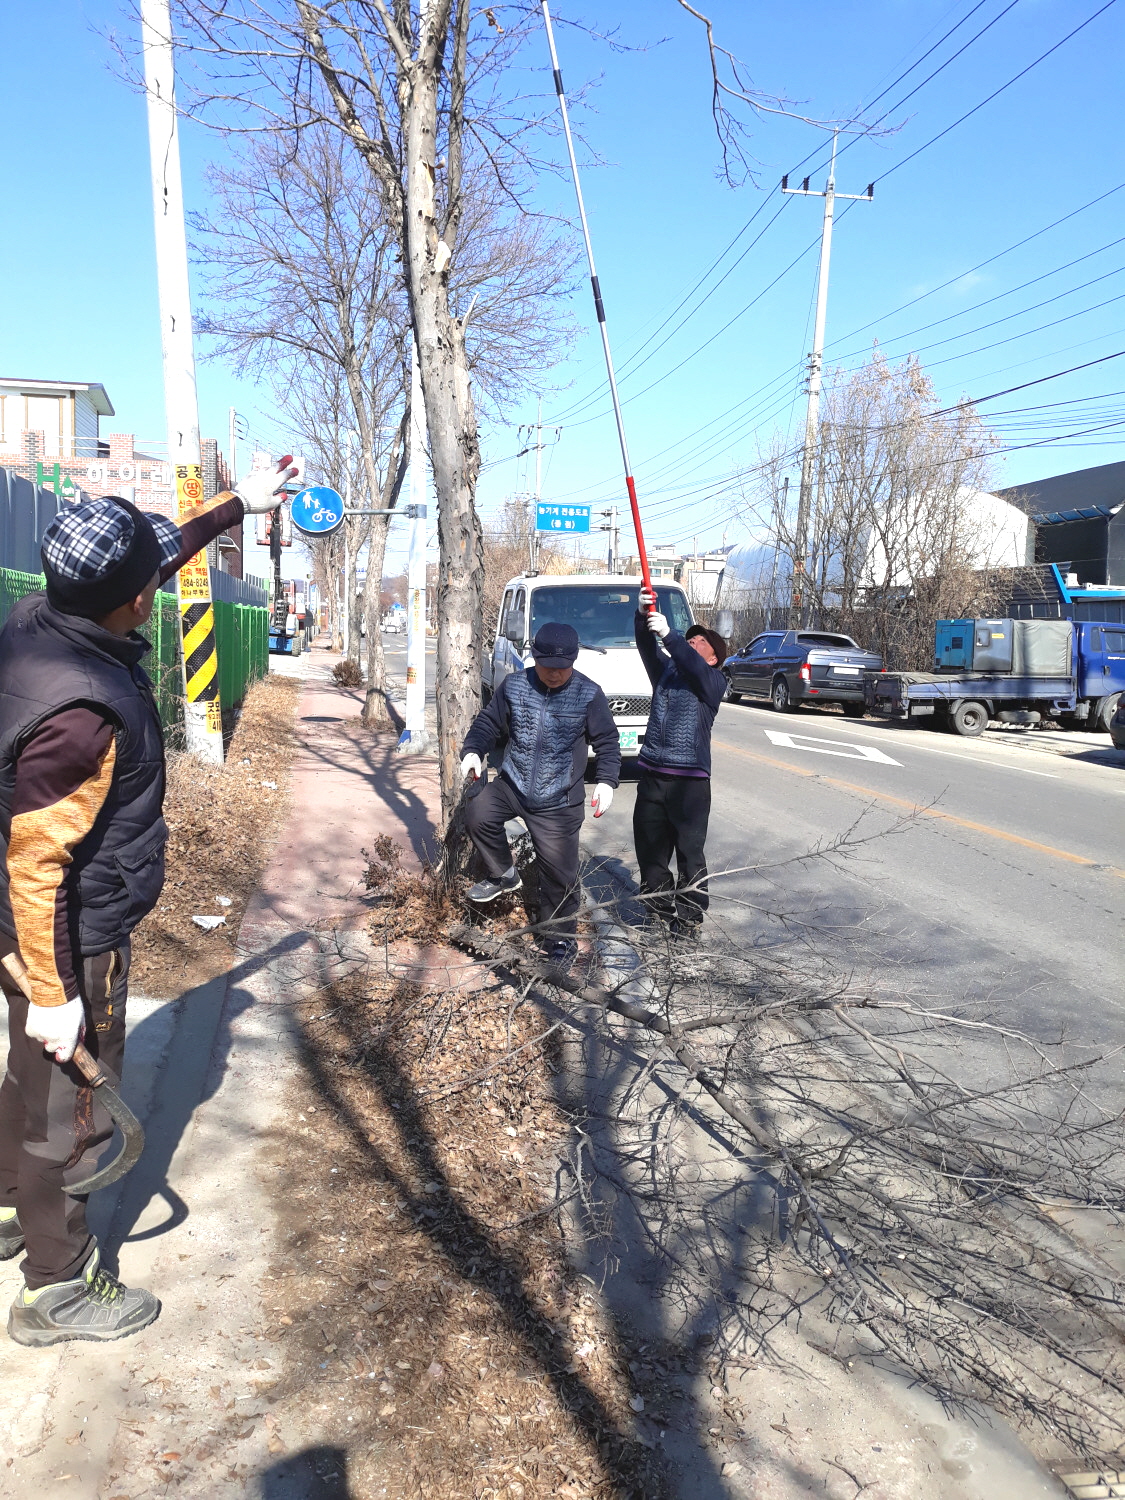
[175,464,223,757]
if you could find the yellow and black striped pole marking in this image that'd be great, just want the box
[175,464,224,762]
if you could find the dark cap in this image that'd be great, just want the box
[531,621,580,668]
[686,624,728,665]
[41,496,183,618]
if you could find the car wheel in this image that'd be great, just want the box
[842,702,865,718]
[771,677,793,713]
[950,700,988,737]
[1093,693,1120,733]
[723,674,742,703]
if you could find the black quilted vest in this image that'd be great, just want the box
[0,593,167,955]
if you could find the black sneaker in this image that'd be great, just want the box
[466,869,522,903]
[0,1211,23,1261]
[544,939,578,973]
[8,1246,160,1347]
[671,919,701,945]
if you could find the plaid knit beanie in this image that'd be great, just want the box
[41,497,183,619]
[686,623,728,664]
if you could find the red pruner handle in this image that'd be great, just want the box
[625,475,655,612]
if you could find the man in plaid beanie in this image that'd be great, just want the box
[0,459,294,1346]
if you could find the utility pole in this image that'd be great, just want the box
[766,475,789,630]
[228,407,238,488]
[783,133,873,627]
[141,0,223,763]
[398,335,430,754]
[599,506,619,574]
[343,428,353,658]
[532,397,543,572]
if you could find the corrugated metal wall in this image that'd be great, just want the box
[0,467,62,573]
[0,465,269,607]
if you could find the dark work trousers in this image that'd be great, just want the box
[465,777,585,939]
[633,771,712,927]
[0,939,129,1289]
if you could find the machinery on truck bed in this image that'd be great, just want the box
[866,617,1125,736]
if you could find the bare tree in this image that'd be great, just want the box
[195,123,409,726]
[480,495,599,642]
[166,0,575,848]
[734,354,1006,667]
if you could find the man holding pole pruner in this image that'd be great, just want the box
[632,588,727,942]
[0,459,295,1346]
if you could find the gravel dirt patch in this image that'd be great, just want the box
[263,858,672,1499]
[130,675,300,996]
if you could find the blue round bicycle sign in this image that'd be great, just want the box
[290,486,344,536]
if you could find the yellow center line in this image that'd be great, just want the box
[713,738,1125,880]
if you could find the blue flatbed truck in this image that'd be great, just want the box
[866,617,1125,737]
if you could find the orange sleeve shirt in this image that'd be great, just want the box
[8,708,117,1006]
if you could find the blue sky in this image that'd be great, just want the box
[2,1,1124,577]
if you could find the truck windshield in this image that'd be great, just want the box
[529,585,692,648]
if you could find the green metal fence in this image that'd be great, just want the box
[0,570,269,741]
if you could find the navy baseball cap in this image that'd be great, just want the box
[531,621,580,668]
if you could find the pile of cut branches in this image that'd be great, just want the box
[450,887,1125,1466]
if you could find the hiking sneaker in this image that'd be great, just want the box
[0,1210,23,1261]
[8,1247,160,1347]
[466,868,522,903]
[544,939,578,973]
[671,919,701,945]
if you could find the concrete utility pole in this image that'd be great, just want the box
[228,407,238,487]
[783,133,873,627]
[599,506,620,574]
[141,0,223,763]
[397,337,430,754]
[343,428,353,658]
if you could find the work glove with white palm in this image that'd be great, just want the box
[235,455,300,515]
[639,587,669,640]
[591,783,614,818]
[460,753,482,782]
[25,996,85,1065]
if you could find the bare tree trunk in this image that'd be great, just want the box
[402,15,484,846]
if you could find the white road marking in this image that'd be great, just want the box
[727,707,1066,778]
[763,730,902,765]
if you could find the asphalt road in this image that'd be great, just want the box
[582,698,1125,1047]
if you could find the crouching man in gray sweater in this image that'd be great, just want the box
[459,622,621,970]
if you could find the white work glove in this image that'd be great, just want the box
[646,610,670,640]
[460,753,482,782]
[591,783,614,818]
[25,997,85,1064]
[235,455,299,515]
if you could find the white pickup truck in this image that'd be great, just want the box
[483,574,695,756]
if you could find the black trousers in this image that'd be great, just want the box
[0,939,129,1288]
[632,771,711,926]
[465,777,585,938]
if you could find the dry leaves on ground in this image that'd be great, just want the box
[265,872,673,1500]
[130,675,300,995]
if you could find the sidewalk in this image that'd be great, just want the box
[0,643,446,1498]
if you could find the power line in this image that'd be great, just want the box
[827,182,1125,351]
[874,0,1119,186]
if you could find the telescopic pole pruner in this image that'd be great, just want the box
[541,1,654,606]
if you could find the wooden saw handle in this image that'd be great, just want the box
[1,951,103,1085]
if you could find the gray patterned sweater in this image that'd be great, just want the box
[635,614,726,776]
